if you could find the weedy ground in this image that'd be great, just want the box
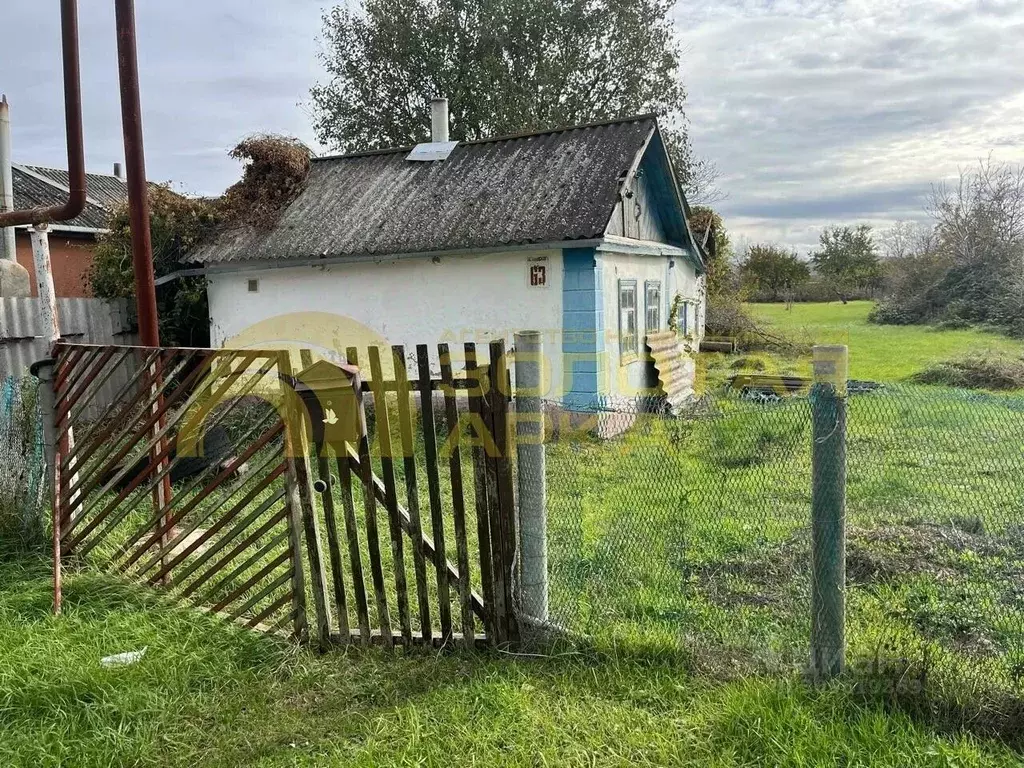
[2,550,1022,768]
[4,302,1024,766]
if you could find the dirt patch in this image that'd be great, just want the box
[729,356,767,371]
[846,523,1013,584]
[694,520,1020,609]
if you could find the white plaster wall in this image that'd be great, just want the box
[600,250,703,400]
[671,261,705,344]
[206,249,565,398]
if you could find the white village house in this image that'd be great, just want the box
[187,103,708,409]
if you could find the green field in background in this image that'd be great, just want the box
[746,301,1021,383]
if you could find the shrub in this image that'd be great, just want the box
[871,160,1024,337]
[931,318,972,331]
[0,377,45,545]
[705,294,811,355]
[90,185,219,347]
[909,354,1024,391]
[868,302,922,326]
[90,134,312,347]
[221,134,312,231]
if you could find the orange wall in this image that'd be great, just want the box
[15,230,96,298]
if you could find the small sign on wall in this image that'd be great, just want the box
[527,256,548,288]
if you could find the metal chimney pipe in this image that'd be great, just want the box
[430,97,449,143]
[113,162,123,180]
[0,95,16,261]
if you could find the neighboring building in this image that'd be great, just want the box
[10,164,127,297]
[187,113,707,408]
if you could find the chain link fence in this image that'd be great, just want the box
[539,383,1024,703]
[0,376,45,542]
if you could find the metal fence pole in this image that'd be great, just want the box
[810,344,848,679]
[514,330,548,623]
[30,358,61,614]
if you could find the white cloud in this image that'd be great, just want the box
[679,0,1024,253]
[2,0,1022,255]
[0,1,325,196]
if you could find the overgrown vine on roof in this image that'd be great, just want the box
[89,134,312,346]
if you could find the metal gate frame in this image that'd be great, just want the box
[40,344,309,638]
[35,339,521,650]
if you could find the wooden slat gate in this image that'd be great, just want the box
[299,339,519,648]
[43,339,519,649]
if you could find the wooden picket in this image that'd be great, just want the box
[42,338,519,651]
[303,340,518,648]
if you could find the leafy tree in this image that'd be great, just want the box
[90,135,311,347]
[689,205,732,298]
[312,0,711,199]
[740,244,810,301]
[872,160,1024,333]
[90,186,218,347]
[810,224,882,301]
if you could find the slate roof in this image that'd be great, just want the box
[187,115,662,265]
[11,164,127,232]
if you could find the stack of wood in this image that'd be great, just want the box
[645,330,696,412]
[699,336,737,353]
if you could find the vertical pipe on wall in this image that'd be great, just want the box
[114,0,159,347]
[114,0,174,554]
[0,96,16,262]
[0,0,86,230]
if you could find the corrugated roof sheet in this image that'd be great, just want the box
[23,165,128,210]
[0,297,139,420]
[11,165,126,231]
[187,116,657,265]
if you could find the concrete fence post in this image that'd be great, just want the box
[513,330,548,623]
[810,344,848,679]
[30,357,61,614]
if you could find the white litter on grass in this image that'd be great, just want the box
[100,647,148,668]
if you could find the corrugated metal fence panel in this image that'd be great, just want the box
[0,297,140,421]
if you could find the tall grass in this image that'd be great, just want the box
[0,376,45,545]
[0,549,1020,767]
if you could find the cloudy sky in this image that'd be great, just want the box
[2,0,1022,255]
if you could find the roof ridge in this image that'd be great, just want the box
[13,164,110,210]
[22,163,126,181]
[313,113,659,163]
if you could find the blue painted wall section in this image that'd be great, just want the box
[562,247,604,409]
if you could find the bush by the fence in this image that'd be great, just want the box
[909,354,1024,391]
[0,377,45,544]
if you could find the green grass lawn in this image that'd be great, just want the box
[2,550,1021,768]
[745,301,1022,383]
[10,312,1024,766]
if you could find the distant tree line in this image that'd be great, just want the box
[872,160,1024,336]
[734,224,883,305]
